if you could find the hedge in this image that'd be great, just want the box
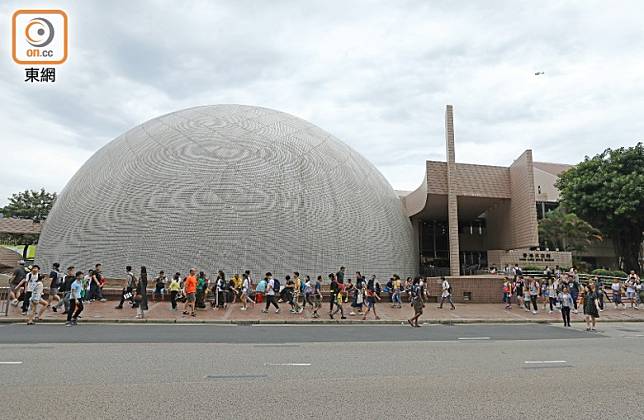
[590,269,628,278]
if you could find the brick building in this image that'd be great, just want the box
[399,105,614,276]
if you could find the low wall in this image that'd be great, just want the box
[87,276,507,304]
[488,249,572,269]
[425,275,504,303]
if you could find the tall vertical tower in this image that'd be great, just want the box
[445,105,460,276]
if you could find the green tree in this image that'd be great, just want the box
[556,143,644,273]
[1,188,57,222]
[1,188,56,259]
[538,208,602,252]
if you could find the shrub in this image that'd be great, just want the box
[591,269,627,278]
[521,266,544,272]
[591,268,611,277]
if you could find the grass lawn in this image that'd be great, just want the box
[1,244,37,259]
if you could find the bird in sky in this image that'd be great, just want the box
[535,71,545,75]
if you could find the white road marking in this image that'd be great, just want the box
[524,360,567,364]
[0,361,23,365]
[264,363,311,366]
[457,337,490,340]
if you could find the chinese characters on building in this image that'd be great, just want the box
[518,252,555,263]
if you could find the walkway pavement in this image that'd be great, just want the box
[4,298,644,324]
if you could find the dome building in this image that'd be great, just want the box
[36,105,417,279]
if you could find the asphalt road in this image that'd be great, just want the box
[1,323,643,420]
[0,322,595,344]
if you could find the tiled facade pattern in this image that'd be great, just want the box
[422,162,512,199]
[532,161,572,177]
[36,105,417,280]
[454,163,511,198]
[445,105,461,276]
[425,275,504,303]
[425,161,448,195]
[509,150,539,249]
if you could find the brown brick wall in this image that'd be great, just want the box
[426,161,448,195]
[425,276,504,303]
[446,105,460,276]
[424,162,512,199]
[509,150,539,249]
[454,163,511,198]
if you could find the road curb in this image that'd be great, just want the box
[1,317,643,325]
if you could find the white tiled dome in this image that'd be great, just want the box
[37,105,416,279]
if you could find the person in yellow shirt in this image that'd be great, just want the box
[168,273,181,311]
[330,278,346,320]
[231,274,243,304]
[232,274,243,289]
[391,275,402,308]
[293,272,302,306]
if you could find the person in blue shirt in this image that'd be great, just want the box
[255,276,267,306]
[66,271,84,327]
[256,277,267,293]
[312,275,322,318]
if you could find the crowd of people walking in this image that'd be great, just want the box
[501,265,641,331]
[110,266,436,326]
[7,261,446,327]
[6,259,641,330]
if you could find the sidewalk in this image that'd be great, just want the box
[4,298,644,324]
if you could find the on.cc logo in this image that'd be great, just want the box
[12,9,68,65]
[25,17,55,47]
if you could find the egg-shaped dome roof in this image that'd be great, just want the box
[37,105,416,279]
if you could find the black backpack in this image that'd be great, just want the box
[50,271,61,288]
[330,280,339,294]
[272,279,280,293]
[445,281,452,294]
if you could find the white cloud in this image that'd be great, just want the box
[1,0,643,205]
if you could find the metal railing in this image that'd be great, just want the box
[0,286,9,316]
[519,271,628,286]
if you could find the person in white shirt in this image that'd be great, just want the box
[240,272,255,311]
[437,276,455,310]
[626,271,640,310]
[610,278,624,309]
[16,265,41,315]
[261,272,280,313]
[244,270,254,290]
[26,273,49,325]
[502,264,510,276]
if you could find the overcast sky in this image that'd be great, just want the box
[1,0,643,206]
